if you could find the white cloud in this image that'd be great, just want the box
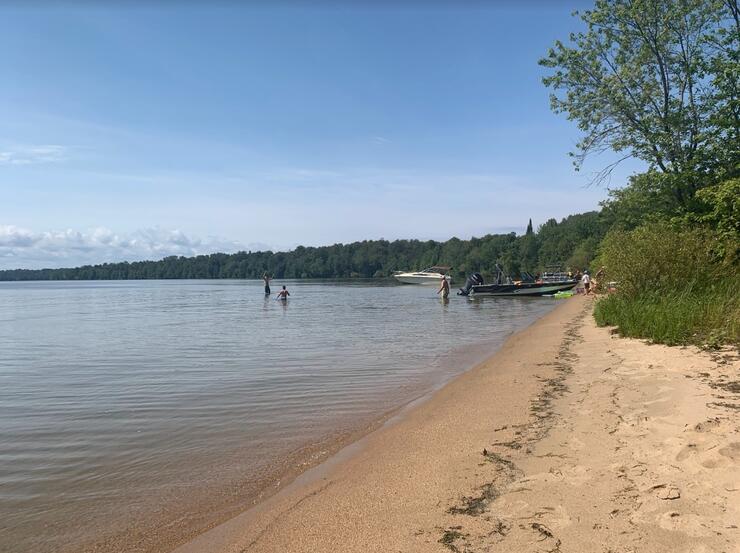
[0,145,67,165]
[0,226,257,270]
[0,225,39,247]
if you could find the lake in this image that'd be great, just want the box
[0,279,557,552]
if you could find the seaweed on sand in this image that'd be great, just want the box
[448,483,499,516]
[438,527,466,552]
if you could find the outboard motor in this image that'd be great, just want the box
[458,272,484,296]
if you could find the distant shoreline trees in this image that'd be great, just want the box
[0,212,605,281]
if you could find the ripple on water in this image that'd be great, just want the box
[0,280,556,552]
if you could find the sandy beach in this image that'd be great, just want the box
[173,295,739,553]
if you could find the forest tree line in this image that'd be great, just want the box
[0,211,604,281]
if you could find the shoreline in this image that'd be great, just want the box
[173,295,739,552]
[170,296,585,552]
[64,296,546,553]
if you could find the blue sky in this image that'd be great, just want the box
[0,1,643,269]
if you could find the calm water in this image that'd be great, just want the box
[0,280,557,552]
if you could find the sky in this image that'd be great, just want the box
[0,1,644,270]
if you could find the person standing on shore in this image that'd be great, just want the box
[276,285,290,301]
[437,275,450,300]
[582,270,591,295]
[263,273,271,295]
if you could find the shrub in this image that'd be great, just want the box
[593,222,739,347]
[691,178,740,263]
[594,222,723,299]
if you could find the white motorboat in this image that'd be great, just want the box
[393,266,452,285]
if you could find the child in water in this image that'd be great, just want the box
[276,285,290,300]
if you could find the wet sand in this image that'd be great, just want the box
[174,295,739,553]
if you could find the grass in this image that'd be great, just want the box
[593,278,739,347]
[592,221,739,348]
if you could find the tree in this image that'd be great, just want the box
[691,177,740,261]
[0,216,610,281]
[540,0,739,198]
[707,1,740,178]
[526,218,534,235]
[601,169,704,227]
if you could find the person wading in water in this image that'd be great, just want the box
[276,285,290,301]
[437,275,450,300]
[263,273,271,295]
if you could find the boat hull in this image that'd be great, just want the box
[467,281,577,297]
[394,274,452,285]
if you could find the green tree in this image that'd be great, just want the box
[707,1,740,177]
[601,170,701,228]
[690,177,740,261]
[540,0,739,198]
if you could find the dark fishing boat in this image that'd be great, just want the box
[458,265,577,297]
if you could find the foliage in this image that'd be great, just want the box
[540,0,739,192]
[593,221,739,346]
[0,213,604,281]
[537,211,607,267]
[601,170,706,229]
[594,221,724,296]
[690,177,740,260]
[706,1,740,177]
[541,0,740,347]
[567,235,601,270]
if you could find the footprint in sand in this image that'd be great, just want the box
[718,442,740,461]
[676,443,700,461]
[561,464,592,485]
[700,457,728,469]
[657,511,714,538]
[546,504,573,529]
[675,440,728,463]
[684,441,739,468]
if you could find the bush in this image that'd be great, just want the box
[691,178,740,263]
[594,222,725,298]
[593,222,739,347]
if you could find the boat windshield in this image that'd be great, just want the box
[541,271,572,282]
